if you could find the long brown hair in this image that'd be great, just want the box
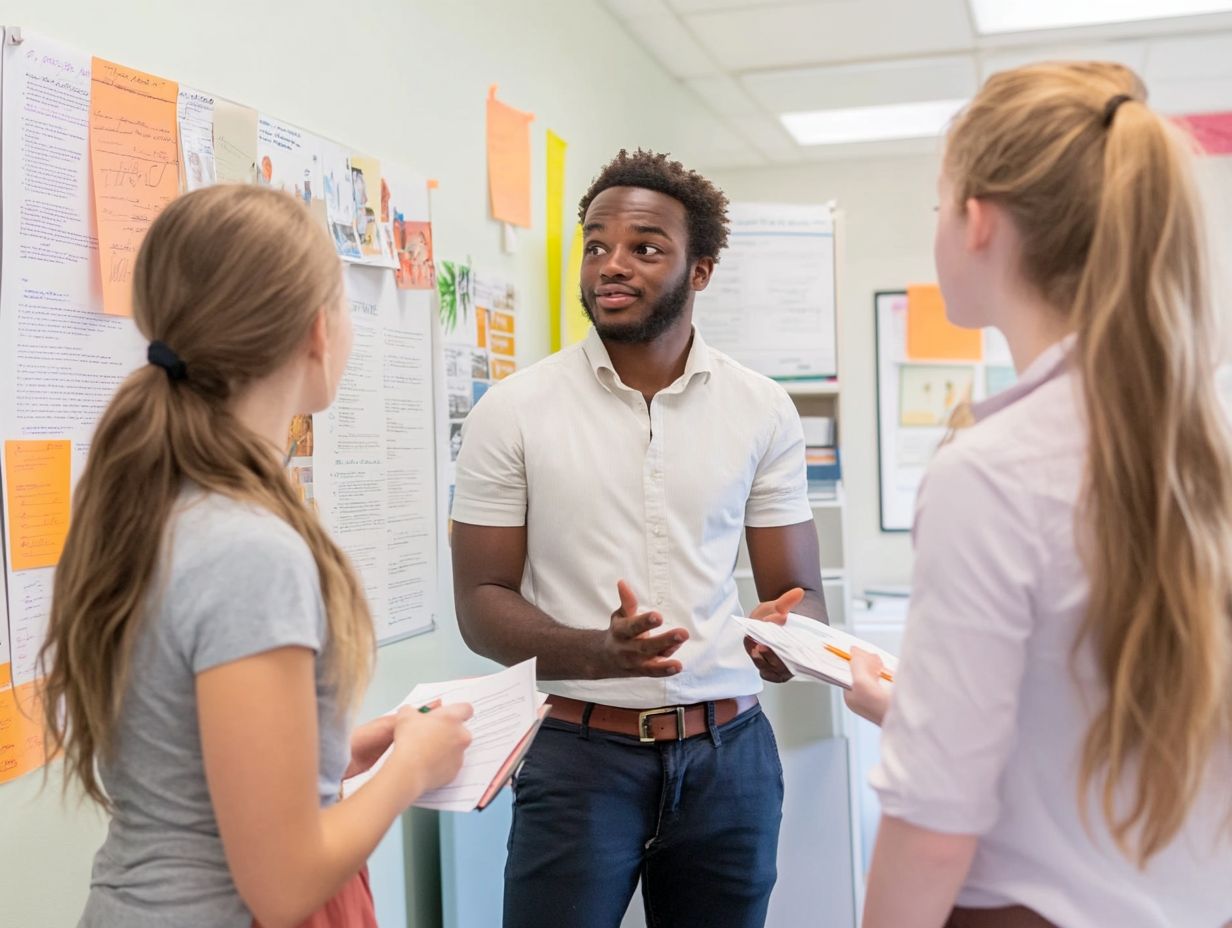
[946,62,1232,864]
[39,185,374,808]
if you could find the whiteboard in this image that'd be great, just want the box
[695,202,837,379]
[875,291,1016,532]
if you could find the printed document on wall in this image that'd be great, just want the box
[694,202,837,379]
[313,266,438,644]
[0,33,145,781]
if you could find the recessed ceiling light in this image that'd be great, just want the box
[780,99,967,147]
[969,0,1232,34]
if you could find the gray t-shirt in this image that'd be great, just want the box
[79,489,349,928]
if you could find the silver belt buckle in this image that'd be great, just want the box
[638,705,686,743]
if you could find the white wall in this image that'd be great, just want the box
[709,153,944,597]
[0,2,735,925]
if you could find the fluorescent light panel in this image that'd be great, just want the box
[780,99,967,146]
[969,0,1232,34]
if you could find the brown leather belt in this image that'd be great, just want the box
[946,906,1056,928]
[547,694,759,743]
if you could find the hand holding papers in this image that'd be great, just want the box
[344,659,549,811]
[743,588,805,683]
[735,613,899,690]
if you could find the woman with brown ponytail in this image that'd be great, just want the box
[842,63,1232,926]
[39,184,473,928]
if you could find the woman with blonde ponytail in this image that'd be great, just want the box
[838,63,1232,926]
[40,184,472,928]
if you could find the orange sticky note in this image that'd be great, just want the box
[490,357,518,381]
[488,333,516,357]
[90,58,180,317]
[476,308,490,349]
[487,87,533,228]
[490,311,515,335]
[0,663,49,784]
[4,440,72,571]
[906,284,982,361]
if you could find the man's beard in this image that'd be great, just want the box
[582,271,691,344]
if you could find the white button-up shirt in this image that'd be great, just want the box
[453,327,812,708]
[871,337,1232,926]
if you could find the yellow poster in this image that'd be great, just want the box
[546,130,567,351]
[562,224,590,347]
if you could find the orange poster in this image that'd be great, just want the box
[487,86,533,227]
[90,57,180,317]
[906,284,982,361]
[0,663,47,784]
[4,440,72,572]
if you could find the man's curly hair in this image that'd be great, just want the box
[578,150,730,262]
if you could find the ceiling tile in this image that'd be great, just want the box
[727,111,807,158]
[743,55,978,113]
[601,0,673,21]
[668,0,812,10]
[683,0,975,72]
[620,10,721,78]
[685,74,764,115]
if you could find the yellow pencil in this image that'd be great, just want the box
[824,643,894,683]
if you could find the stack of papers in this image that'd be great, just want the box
[734,613,898,690]
[343,658,549,812]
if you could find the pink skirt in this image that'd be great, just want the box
[252,865,378,928]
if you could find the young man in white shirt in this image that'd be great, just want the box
[451,149,825,928]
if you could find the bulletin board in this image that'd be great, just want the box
[874,289,1016,532]
[0,26,442,784]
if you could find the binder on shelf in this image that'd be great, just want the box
[806,446,841,496]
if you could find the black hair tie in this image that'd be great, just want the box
[147,340,188,382]
[1103,94,1133,128]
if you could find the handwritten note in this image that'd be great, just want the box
[906,284,983,361]
[486,87,533,228]
[4,441,72,571]
[0,663,47,785]
[88,58,180,317]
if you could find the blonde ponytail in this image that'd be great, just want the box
[40,186,374,808]
[947,62,1232,864]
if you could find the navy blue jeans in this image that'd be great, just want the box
[503,704,784,928]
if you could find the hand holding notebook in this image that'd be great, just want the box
[343,658,549,811]
[735,613,898,690]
